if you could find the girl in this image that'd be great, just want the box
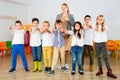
[82,15,94,72]
[42,21,53,72]
[67,21,84,75]
[94,15,117,78]
[30,18,42,72]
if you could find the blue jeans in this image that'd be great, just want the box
[12,44,28,69]
[31,45,42,61]
[71,46,83,71]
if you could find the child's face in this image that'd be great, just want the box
[84,17,91,25]
[15,23,22,30]
[32,21,39,27]
[97,17,104,25]
[75,23,80,31]
[56,23,62,29]
[43,23,49,29]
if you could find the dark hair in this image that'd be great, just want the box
[73,21,83,39]
[84,15,91,19]
[15,20,22,25]
[32,18,39,23]
[54,20,62,29]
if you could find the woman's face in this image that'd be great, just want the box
[75,23,80,31]
[97,17,104,25]
[61,5,68,13]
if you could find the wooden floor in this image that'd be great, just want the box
[0,53,119,80]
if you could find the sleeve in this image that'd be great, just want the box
[68,30,73,35]
[68,14,75,26]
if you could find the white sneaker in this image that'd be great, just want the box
[65,64,69,70]
[57,65,62,70]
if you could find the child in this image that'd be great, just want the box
[94,15,117,78]
[82,15,94,72]
[8,20,29,73]
[66,21,84,75]
[30,18,42,72]
[42,21,53,72]
[49,20,67,75]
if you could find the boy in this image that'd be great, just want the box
[49,20,67,75]
[8,20,29,73]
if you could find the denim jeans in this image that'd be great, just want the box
[71,46,83,71]
[31,45,42,61]
[95,42,110,69]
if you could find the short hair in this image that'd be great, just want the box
[15,20,22,25]
[32,18,39,23]
[84,15,91,19]
[55,20,62,24]
[43,21,50,26]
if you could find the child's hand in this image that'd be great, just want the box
[60,28,64,33]
[52,27,55,32]
[35,27,40,31]
[24,25,26,30]
[8,25,12,30]
[79,29,83,34]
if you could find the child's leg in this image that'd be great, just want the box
[60,46,65,68]
[47,47,53,68]
[87,45,94,65]
[77,47,83,71]
[32,47,37,61]
[43,47,47,67]
[18,44,28,69]
[71,46,77,71]
[36,45,42,72]
[101,43,110,69]
[12,45,18,69]
[95,43,102,68]
[51,47,59,70]
[82,45,86,66]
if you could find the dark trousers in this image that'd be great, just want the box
[82,45,93,65]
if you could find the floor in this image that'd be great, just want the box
[0,53,119,80]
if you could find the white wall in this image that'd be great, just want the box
[28,0,120,40]
[0,0,32,41]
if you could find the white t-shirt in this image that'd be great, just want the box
[68,31,84,47]
[93,25,107,43]
[12,29,25,44]
[42,32,53,47]
[30,27,42,47]
[83,26,93,46]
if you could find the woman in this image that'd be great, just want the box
[56,3,75,70]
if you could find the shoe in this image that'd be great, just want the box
[38,61,42,72]
[57,65,61,70]
[33,61,38,72]
[47,67,51,72]
[107,68,117,78]
[96,67,103,76]
[44,67,48,72]
[61,67,68,71]
[89,65,94,72]
[25,68,29,72]
[71,71,75,75]
[65,64,69,70]
[48,70,55,75]
[8,68,16,73]
[79,70,84,75]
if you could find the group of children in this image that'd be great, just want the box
[8,15,117,78]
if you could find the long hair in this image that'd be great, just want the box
[96,15,105,32]
[73,21,83,39]
[62,3,70,13]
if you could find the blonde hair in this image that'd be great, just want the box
[62,3,70,13]
[43,21,50,26]
[96,15,105,32]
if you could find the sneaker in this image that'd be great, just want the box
[79,70,84,75]
[61,67,68,71]
[71,71,75,75]
[25,68,29,72]
[44,67,48,72]
[57,65,62,70]
[65,64,69,70]
[8,68,16,73]
[48,70,55,75]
